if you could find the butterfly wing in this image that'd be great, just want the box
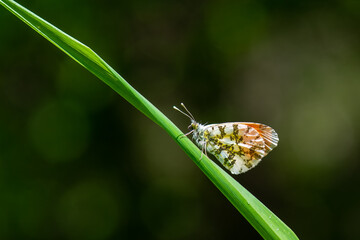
[203,122,278,174]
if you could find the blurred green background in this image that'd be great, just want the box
[1,0,360,239]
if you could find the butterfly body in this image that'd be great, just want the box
[175,104,279,174]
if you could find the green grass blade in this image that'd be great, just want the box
[0,1,298,239]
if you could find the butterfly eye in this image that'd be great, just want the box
[188,125,193,130]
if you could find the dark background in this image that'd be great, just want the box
[1,0,360,239]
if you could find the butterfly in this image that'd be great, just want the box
[174,103,279,174]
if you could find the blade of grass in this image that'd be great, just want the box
[0,1,298,239]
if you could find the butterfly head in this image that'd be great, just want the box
[188,120,199,131]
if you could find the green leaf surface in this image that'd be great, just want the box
[0,1,298,239]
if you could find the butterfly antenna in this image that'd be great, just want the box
[180,103,195,120]
[173,106,193,120]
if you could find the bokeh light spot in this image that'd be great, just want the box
[140,185,201,240]
[290,99,355,168]
[28,99,90,163]
[57,180,124,240]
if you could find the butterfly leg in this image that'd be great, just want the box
[177,130,194,141]
[178,130,194,140]
[199,141,208,162]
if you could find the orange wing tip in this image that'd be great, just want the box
[241,123,279,153]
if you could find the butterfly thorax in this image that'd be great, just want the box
[190,121,207,147]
